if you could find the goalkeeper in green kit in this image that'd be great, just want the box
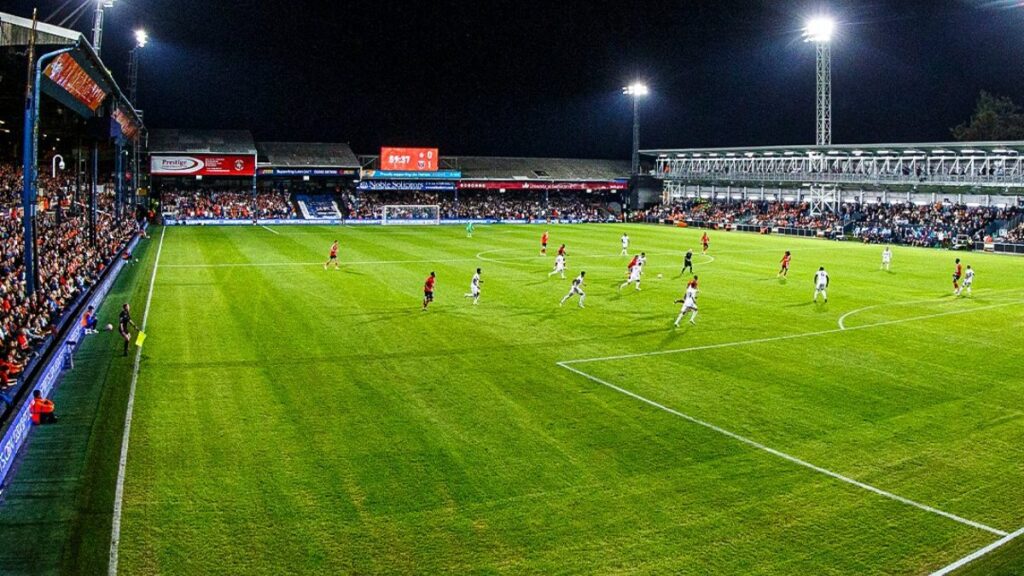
[466,221,474,238]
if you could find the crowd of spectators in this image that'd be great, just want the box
[1004,221,1024,243]
[0,162,140,415]
[637,198,1022,248]
[340,190,614,221]
[161,189,295,220]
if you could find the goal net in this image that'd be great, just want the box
[381,205,441,225]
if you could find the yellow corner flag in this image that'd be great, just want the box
[135,331,147,347]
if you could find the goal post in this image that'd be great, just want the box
[381,205,441,225]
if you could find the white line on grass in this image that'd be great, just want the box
[260,225,280,235]
[562,300,1024,365]
[838,289,1024,330]
[556,361,1008,537]
[929,526,1024,575]
[108,227,165,576]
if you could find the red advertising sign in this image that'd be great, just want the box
[150,154,256,177]
[457,181,628,191]
[381,147,439,171]
[112,106,140,141]
[44,53,107,112]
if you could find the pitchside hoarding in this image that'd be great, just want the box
[380,147,439,171]
[151,154,257,177]
[457,181,629,190]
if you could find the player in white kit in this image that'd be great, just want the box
[560,271,586,308]
[619,260,643,291]
[962,265,974,296]
[813,266,830,303]
[549,254,567,278]
[464,268,482,304]
[620,234,630,256]
[881,246,892,271]
[674,285,699,326]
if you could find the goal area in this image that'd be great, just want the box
[381,205,441,225]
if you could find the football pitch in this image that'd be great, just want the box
[6,223,1024,575]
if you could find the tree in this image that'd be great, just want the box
[952,91,1024,141]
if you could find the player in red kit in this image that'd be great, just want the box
[952,258,963,295]
[324,240,340,270]
[422,272,436,311]
[557,244,567,258]
[540,231,549,255]
[687,275,699,291]
[701,232,710,255]
[778,251,791,277]
[627,254,639,277]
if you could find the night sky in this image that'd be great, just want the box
[9,0,1024,157]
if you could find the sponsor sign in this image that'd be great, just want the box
[380,147,439,171]
[357,180,456,192]
[257,168,357,177]
[163,218,595,227]
[43,52,107,112]
[362,170,462,180]
[112,106,140,141]
[151,154,256,177]
[457,181,629,191]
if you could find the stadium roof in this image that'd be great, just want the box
[256,142,359,168]
[0,11,144,131]
[149,129,256,155]
[642,141,1024,158]
[445,156,630,181]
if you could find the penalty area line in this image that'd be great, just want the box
[556,361,1008,537]
[260,225,280,235]
[562,300,1024,365]
[108,227,165,576]
[929,525,1024,575]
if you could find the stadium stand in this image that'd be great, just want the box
[296,195,342,219]
[638,198,1023,248]
[161,189,294,220]
[149,129,257,155]
[448,156,630,182]
[343,189,616,221]
[0,161,139,417]
[256,142,359,170]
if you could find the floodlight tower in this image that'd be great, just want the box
[803,17,835,146]
[92,0,117,56]
[128,29,148,104]
[622,82,649,177]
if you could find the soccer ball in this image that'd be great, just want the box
[657,273,664,279]
[105,324,113,331]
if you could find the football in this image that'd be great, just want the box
[105,324,113,331]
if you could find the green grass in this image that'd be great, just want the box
[3,223,1023,575]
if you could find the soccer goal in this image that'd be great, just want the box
[381,205,441,225]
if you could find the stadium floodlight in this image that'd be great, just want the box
[92,0,117,56]
[623,82,649,178]
[134,29,148,48]
[802,17,835,44]
[623,83,649,97]
[803,16,835,146]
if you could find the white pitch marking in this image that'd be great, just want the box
[260,225,280,235]
[557,361,1008,537]
[838,290,1024,330]
[929,525,1024,575]
[562,300,1024,365]
[108,226,166,575]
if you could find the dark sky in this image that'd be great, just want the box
[10,0,1024,157]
